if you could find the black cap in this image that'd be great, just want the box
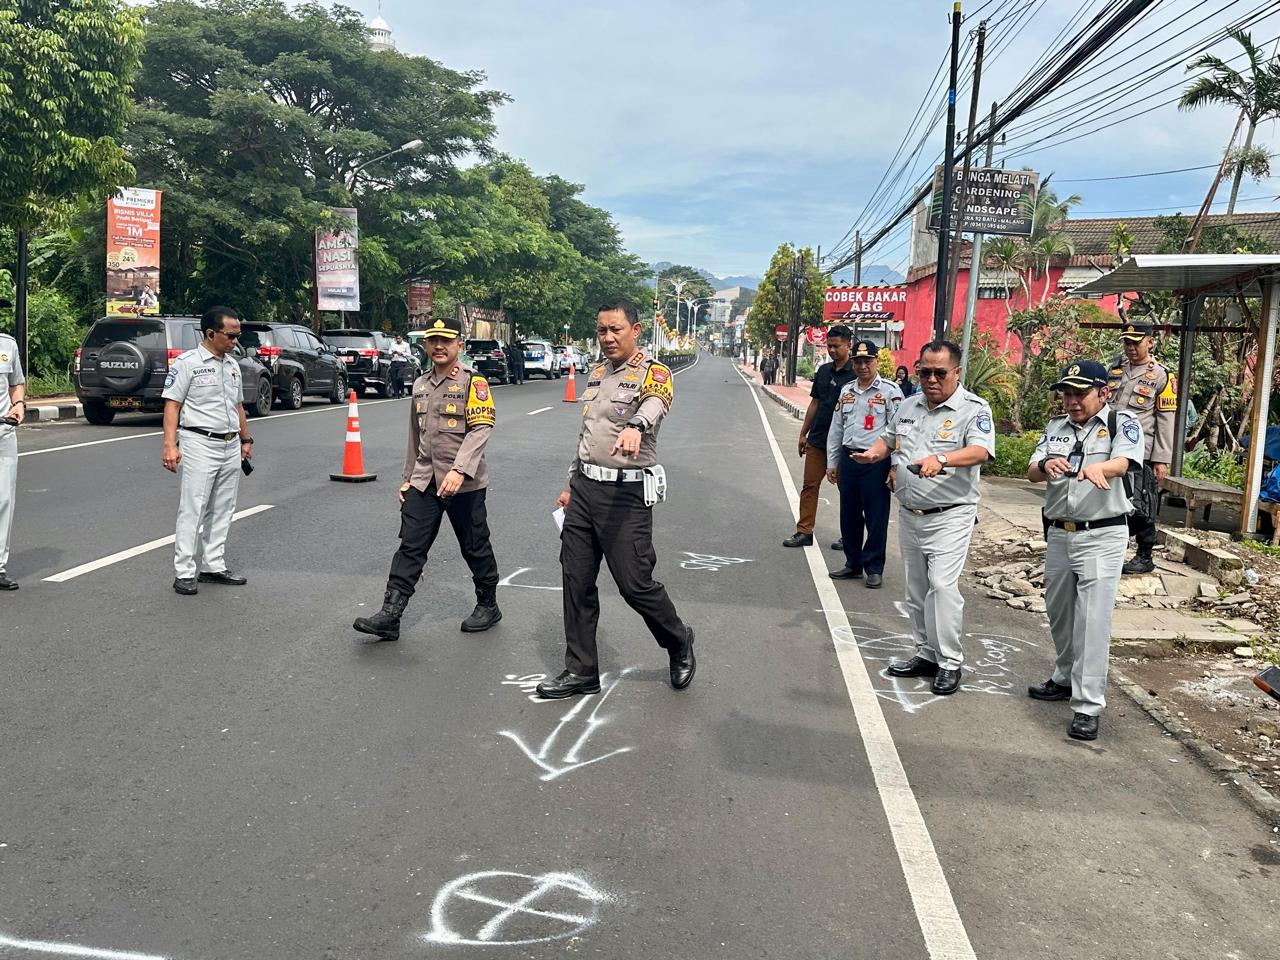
[1120,319,1153,341]
[851,339,878,359]
[422,316,462,340]
[1050,359,1108,391]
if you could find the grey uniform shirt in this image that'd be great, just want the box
[883,386,996,510]
[1107,355,1174,464]
[0,334,24,420]
[161,343,242,433]
[568,351,672,483]
[1032,406,1145,522]
[827,375,904,468]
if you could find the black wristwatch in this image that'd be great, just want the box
[626,419,647,434]
[240,435,254,445]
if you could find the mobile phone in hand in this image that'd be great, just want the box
[1253,666,1280,705]
[1,415,18,426]
[241,458,254,476]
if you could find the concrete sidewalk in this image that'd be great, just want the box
[739,359,813,419]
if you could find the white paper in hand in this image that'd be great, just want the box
[553,506,566,532]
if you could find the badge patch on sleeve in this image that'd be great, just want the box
[1122,416,1140,444]
[975,411,993,433]
[164,369,177,389]
[1157,375,1178,412]
[466,376,496,427]
[639,363,674,409]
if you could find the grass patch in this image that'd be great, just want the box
[1183,446,1246,488]
[1241,539,1280,559]
[26,372,74,398]
[987,431,1041,478]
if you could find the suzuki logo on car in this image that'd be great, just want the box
[100,361,141,369]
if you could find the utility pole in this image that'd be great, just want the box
[932,1,963,341]
[961,101,998,381]
[854,231,862,285]
[945,19,986,337]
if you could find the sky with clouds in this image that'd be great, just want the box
[359,0,1280,279]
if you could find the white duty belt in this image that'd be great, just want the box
[579,462,645,483]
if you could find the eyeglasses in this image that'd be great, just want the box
[221,331,240,340]
[916,367,956,380]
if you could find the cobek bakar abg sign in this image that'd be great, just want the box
[928,166,1039,237]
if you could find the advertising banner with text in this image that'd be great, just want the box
[407,278,434,329]
[106,188,162,317]
[928,166,1039,236]
[316,207,360,312]
[823,286,908,324]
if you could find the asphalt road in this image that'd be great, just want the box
[1,355,1276,960]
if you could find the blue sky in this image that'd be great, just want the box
[362,0,1280,278]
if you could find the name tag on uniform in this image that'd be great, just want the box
[840,392,854,404]
[870,395,885,405]
[194,374,217,386]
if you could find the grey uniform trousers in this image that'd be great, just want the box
[1044,525,1127,716]
[899,503,977,670]
[0,428,15,573]
[173,432,242,579]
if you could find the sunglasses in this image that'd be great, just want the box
[916,366,956,380]
[218,330,240,340]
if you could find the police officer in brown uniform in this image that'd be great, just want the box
[353,315,501,641]
[1107,319,1176,574]
[536,298,695,699]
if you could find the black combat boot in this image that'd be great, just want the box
[353,588,410,641]
[461,584,502,633]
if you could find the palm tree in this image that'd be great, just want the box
[982,236,1027,327]
[1180,29,1280,222]
[1024,186,1080,304]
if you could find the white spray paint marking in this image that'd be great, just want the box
[0,932,169,960]
[742,371,977,959]
[501,673,555,703]
[422,870,608,946]
[679,552,753,572]
[497,567,562,592]
[526,406,554,416]
[892,601,911,619]
[42,505,275,583]
[498,670,633,781]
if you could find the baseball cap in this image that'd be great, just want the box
[1050,359,1108,391]
[422,316,462,340]
[1119,319,1153,341]
[851,339,878,359]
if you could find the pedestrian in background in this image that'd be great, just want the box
[505,340,524,386]
[826,340,903,587]
[783,325,854,549]
[388,332,412,397]
[162,306,252,596]
[851,340,995,695]
[1028,360,1144,741]
[536,297,694,699]
[894,364,916,398]
[0,308,25,591]
[1107,318,1176,574]
[760,349,776,385]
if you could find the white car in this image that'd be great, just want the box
[521,340,560,379]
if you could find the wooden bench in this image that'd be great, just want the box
[1159,475,1243,530]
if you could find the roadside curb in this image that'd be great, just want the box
[25,401,83,423]
[1112,668,1280,826]
[761,385,806,420]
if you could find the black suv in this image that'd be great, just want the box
[321,329,420,396]
[464,339,510,383]
[239,322,347,409]
[75,316,274,425]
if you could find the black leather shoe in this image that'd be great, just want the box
[535,670,602,699]
[0,573,17,591]
[172,577,198,596]
[886,656,939,678]
[865,573,883,589]
[782,532,813,547]
[931,668,962,696]
[830,538,843,551]
[670,626,696,690]
[1028,678,1072,701]
[198,570,248,586]
[829,566,863,580]
[1122,555,1155,575]
[1069,712,1099,740]
[460,603,502,632]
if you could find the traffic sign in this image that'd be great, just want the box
[806,326,827,346]
[775,325,789,342]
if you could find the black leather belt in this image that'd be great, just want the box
[181,425,239,441]
[906,503,964,516]
[1049,516,1127,532]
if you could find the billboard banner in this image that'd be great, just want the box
[316,207,360,312]
[928,166,1039,236]
[823,286,908,324]
[106,188,162,317]
[407,278,434,329]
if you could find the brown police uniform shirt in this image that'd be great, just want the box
[1107,355,1176,465]
[404,364,495,493]
[567,350,673,483]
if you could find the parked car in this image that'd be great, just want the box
[75,315,273,425]
[239,322,347,408]
[520,339,560,379]
[464,339,511,383]
[321,328,419,396]
[553,344,585,375]
[565,345,589,373]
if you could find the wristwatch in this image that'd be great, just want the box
[626,419,647,434]
[240,436,254,445]
[935,453,949,466]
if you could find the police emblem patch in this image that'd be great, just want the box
[942,419,953,428]
[446,403,457,414]
[164,369,177,388]
[1122,417,1140,443]
[1096,429,1108,439]
[975,412,993,433]
[0,354,8,363]
[447,418,458,428]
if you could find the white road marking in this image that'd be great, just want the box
[497,567,562,591]
[742,375,976,960]
[18,398,402,459]
[527,406,554,416]
[43,505,275,583]
[0,931,169,960]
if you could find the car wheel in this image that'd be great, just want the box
[82,400,115,425]
[331,374,346,404]
[251,377,273,417]
[375,381,389,398]
[282,376,303,410]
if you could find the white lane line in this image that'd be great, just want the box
[42,504,275,583]
[743,376,976,960]
[527,406,554,416]
[18,398,402,459]
[0,931,169,960]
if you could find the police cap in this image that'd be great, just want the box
[851,339,878,360]
[1120,319,1154,341]
[1050,359,1109,391]
[422,315,463,340]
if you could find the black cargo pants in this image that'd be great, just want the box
[388,483,499,600]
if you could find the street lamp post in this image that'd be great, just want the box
[348,138,425,188]
[660,276,697,337]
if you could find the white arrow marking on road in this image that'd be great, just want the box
[497,567,562,591]
[0,931,169,960]
[498,669,633,781]
[42,505,275,583]
[526,406,554,416]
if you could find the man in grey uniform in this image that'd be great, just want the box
[851,340,995,695]
[0,316,25,590]
[162,306,253,595]
[1028,360,1143,741]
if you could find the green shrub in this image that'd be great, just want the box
[26,371,75,397]
[1183,447,1246,489]
[797,357,816,380]
[987,431,1041,478]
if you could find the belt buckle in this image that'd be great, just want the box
[911,508,924,516]
[1062,520,1078,533]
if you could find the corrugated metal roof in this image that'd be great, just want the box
[1071,254,1280,295]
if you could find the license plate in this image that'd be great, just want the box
[107,397,143,409]
[343,355,356,363]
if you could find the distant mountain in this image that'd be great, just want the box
[647,261,904,290]
[646,263,760,292]
[829,265,905,286]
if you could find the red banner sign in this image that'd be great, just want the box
[823,286,908,324]
[407,278,434,329]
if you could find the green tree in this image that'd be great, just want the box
[747,244,825,382]
[656,264,714,334]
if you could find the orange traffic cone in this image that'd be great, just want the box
[562,361,577,403]
[330,390,378,483]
